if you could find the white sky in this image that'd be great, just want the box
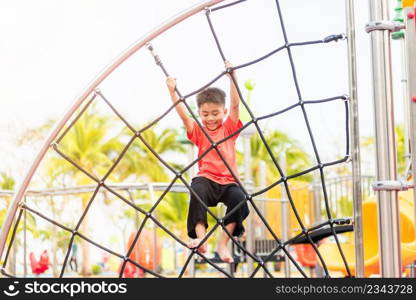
[0,0,405,180]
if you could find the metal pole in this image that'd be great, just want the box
[368,0,402,277]
[126,189,141,276]
[403,1,416,277]
[258,161,267,278]
[312,178,324,278]
[280,200,290,278]
[279,151,291,278]
[259,161,267,239]
[346,0,365,278]
[242,131,254,276]
[147,183,157,274]
[188,144,197,277]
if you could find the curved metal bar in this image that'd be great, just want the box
[0,0,225,263]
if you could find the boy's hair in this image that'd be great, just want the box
[196,87,226,108]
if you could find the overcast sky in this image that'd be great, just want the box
[0,0,405,181]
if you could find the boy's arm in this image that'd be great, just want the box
[226,61,240,123]
[166,77,194,133]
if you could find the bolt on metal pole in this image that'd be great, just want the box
[368,0,402,277]
[345,0,365,278]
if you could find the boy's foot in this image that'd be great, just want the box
[216,244,234,263]
[188,239,207,254]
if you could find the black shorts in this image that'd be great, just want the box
[187,176,249,239]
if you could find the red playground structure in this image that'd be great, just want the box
[29,249,50,275]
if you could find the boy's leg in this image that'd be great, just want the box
[216,222,236,263]
[217,185,249,263]
[187,221,207,254]
[187,177,215,254]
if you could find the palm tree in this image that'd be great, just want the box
[238,130,312,186]
[46,107,188,274]
[46,107,122,276]
[114,127,186,183]
[114,125,188,236]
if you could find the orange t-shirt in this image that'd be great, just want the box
[187,116,243,185]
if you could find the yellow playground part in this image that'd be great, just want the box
[403,0,416,8]
[318,190,416,277]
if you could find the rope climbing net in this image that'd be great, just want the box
[1,0,353,278]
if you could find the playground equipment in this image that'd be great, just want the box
[0,0,353,279]
[121,230,162,278]
[294,244,317,274]
[318,190,416,277]
[1,0,416,279]
[29,250,49,276]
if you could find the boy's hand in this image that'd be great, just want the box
[225,60,235,77]
[166,76,177,93]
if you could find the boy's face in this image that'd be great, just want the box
[198,102,227,131]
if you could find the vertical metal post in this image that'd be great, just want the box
[312,179,324,278]
[127,189,141,276]
[403,1,416,275]
[188,144,197,277]
[346,0,365,278]
[242,131,254,276]
[368,0,402,277]
[258,161,267,278]
[280,200,290,278]
[259,161,267,239]
[279,151,291,278]
[148,183,158,275]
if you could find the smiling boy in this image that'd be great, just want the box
[166,61,249,263]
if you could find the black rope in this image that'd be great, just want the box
[55,94,97,144]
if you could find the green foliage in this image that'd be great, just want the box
[361,124,406,176]
[237,130,312,185]
[156,192,188,228]
[92,264,102,275]
[115,127,186,182]
[0,172,15,190]
[395,124,406,175]
[51,106,123,182]
[0,173,16,228]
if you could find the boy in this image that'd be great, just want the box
[166,61,249,263]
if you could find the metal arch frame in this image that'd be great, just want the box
[0,0,225,263]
